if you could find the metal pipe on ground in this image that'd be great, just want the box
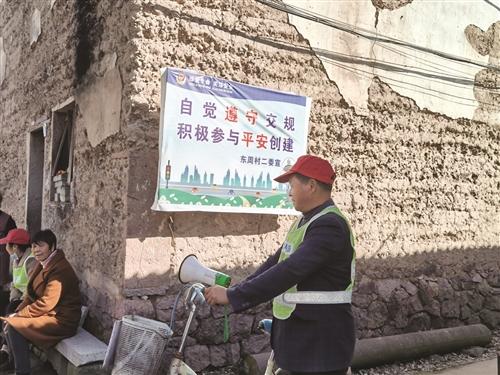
[242,324,492,375]
[351,324,491,369]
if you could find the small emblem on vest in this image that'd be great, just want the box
[282,242,293,255]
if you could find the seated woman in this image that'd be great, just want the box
[1,229,81,375]
[0,228,37,370]
[5,229,37,311]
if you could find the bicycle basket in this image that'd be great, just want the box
[111,315,173,375]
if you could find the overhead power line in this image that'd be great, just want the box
[484,0,500,12]
[255,0,500,72]
[256,34,500,93]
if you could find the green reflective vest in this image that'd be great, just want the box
[272,205,355,320]
[12,251,34,295]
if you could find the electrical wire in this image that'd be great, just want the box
[484,0,500,12]
[373,41,478,78]
[316,45,500,94]
[256,35,500,92]
[256,0,500,72]
[311,46,477,86]
[324,58,480,107]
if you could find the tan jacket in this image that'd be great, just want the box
[2,250,81,348]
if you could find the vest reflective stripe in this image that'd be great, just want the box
[12,252,34,294]
[272,205,356,320]
[283,290,352,304]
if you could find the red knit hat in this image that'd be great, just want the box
[274,155,336,185]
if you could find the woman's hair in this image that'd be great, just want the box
[11,243,30,253]
[32,229,57,251]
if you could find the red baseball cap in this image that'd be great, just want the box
[0,229,31,245]
[274,155,336,185]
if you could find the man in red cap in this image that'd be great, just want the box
[205,155,356,375]
[0,193,16,317]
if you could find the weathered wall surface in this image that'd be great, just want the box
[0,0,74,217]
[151,246,500,371]
[284,0,499,125]
[1,0,499,369]
[124,0,345,295]
[465,21,500,126]
[125,0,499,285]
[122,0,500,370]
[0,0,133,335]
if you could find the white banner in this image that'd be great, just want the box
[152,68,311,214]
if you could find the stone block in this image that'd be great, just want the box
[53,174,67,182]
[184,344,210,372]
[209,342,240,367]
[229,313,254,341]
[376,279,401,302]
[59,190,70,203]
[54,181,64,188]
[241,334,270,355]
[66,362,107,375]
[120,297,155,318]
[46,348,68,375]
[53,328,107,367]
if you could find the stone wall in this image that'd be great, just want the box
[0,0,135,334]
[353,247,500,337]
[121,0,499,369]
[1,0,499,367]
[133,246,499,372]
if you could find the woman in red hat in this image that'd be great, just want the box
[0,228,36,371]
[3,229,36,308]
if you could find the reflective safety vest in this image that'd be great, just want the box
[272,205,356,320]
[12,251,34,295]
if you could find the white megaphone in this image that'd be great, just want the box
[178,254,231,287]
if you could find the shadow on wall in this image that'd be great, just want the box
[128,207,283,239]
[354,245,500,337]
[127,144,283,240]
[97,244,500,371]
[118,244,500,331]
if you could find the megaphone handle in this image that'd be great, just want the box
[178,303,197,354]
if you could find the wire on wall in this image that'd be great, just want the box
[256,0,500,72]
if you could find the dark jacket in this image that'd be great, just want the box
[0,210,16,286]
[227,199,355,372]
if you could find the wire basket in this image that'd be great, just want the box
[111,315,173,375]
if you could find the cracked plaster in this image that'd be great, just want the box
[285,0,498,122]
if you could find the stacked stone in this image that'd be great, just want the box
[353,247,500,339]
[53,173,70,203]
[119,246,500,372]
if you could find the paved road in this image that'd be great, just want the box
[416,358,498,375]
[4,354,498,375]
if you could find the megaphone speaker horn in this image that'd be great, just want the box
[178,254,231,287]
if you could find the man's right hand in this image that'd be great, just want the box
[204,285,229,305]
